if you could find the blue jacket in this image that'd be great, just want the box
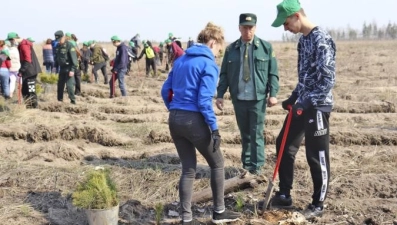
[51,40,58,58]
[161,44,219,131]
[113,42,129,71]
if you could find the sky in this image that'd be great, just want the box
[1,0,396,43]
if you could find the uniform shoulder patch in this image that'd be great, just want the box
[272,51,276,57]
[71,48,75,52]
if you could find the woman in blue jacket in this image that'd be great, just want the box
[161,22,240,225]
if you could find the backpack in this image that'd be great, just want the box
[145,47,155,59]
[101,48,109,61]
[126,47,136,61]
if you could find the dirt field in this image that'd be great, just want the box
[0,40,396,225]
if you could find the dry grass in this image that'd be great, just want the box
[0,40,396,224]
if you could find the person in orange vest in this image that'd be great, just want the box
[137,42,157,77]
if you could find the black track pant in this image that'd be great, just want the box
[74,69,81,95]
[276,108,330,207]
[145,58,156,76]
[22,75,38,109]
[92,62,108,83]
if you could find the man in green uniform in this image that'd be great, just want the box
[216,13,280,175]
[65,32,82,95]
[54,30,78,104]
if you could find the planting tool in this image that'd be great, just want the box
[17,76,22,105]
[111,72,116,98]
[262,105,299,209]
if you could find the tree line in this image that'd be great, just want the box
[281,21,397,42]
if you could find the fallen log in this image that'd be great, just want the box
[191,171,267,204]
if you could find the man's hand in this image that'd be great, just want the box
[282,98,296,110]
[212,130,221,152]
[111,68,117,74]
[69,71,74,77]
[267,97,278,107]
[215,98,224,111]
[291,103,304,118]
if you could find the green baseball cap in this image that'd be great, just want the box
[165,39,172,44]
[159,42,163,46]
[7,32,19,40]
[111,35,121,41]
[129,41,135,47]
[68,40,77,47]
[239,13,257,26]
[27,37,35,42]
[1,49,10,57]
[272,0,301,27]
[168,32,173,37]
[65,32,72,37]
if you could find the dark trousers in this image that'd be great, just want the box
[92,62,108,83]
[145,58,156,77]
[233,99,266,172]
[276,108,331,207]
[82,60,89,75]
[168,110,225,221]
[22,75,38,108]
[109,68,127,97]
[57,69,75,103]
[159,52,164,65]
[127,61,132,73]
[74,69,81,95]
[44,62,54,74]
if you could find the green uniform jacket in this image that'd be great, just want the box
[217,36,279,102]
[55,41,78,72]
[90,45,105,64]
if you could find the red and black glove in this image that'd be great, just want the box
[291,103,304,117]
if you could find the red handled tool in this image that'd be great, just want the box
[17,76,22,105]
[262,105,295,209]
[111,72,116,98]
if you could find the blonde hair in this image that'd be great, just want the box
[197,22,225,46]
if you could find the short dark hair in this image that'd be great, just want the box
[46,38,52,44]
[71,34,78,42]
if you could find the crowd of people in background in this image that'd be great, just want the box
[0,30,193,106]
